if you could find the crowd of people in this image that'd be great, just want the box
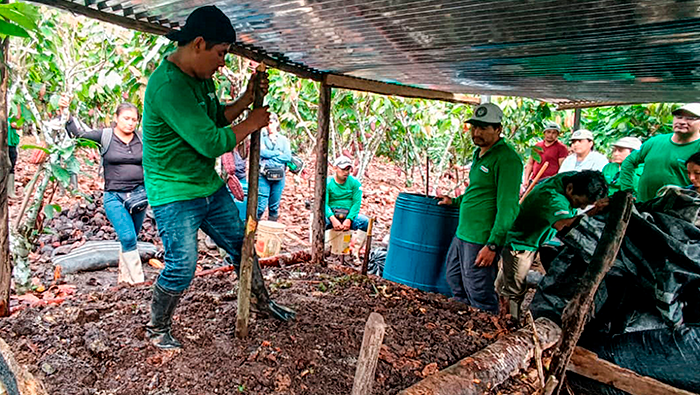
[4,5,700,349]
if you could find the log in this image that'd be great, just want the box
[361,218,375,275]
[311,82,331,266]
[546,191,635,395]
[400,317,562,395]
[568,347,697,395]
[351,312,386,395]
[0,336,49,395]
[236,64,267,339]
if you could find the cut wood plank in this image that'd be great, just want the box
[568,347,697,395]
[400,317,562,395]
[351,312,386,395]
[547,191,635,395]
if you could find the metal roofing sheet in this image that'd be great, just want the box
[45,0,700,103]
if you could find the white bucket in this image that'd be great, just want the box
[256,220,285,258]
[326,229,353,254]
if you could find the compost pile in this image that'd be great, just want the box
[0,265,513,394]
[531,188,700,394]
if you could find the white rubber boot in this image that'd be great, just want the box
[8,174,16,198]
[118,249,145,284]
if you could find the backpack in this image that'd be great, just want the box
[98,128,143,176]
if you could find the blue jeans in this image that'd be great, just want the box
[445,237,500,314]
[152,186,244,293]
[257,175,285,220]
[103,191,146,252]
[325,213,369,231]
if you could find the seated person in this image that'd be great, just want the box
[496,170,609,320]
[687,152,700,193]
[325,156,369,232]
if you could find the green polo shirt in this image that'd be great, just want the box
[7,118,19,147]
[142,58,237,206]
[452,139,523,246]
[603,162,643,196]
[506,172,576,251]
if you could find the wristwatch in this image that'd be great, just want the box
[486,243,498,252]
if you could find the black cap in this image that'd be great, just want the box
[166,6,236,44]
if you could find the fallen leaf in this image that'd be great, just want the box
[421,362,438,377]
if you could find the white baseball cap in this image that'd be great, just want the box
[613,137,642,151]
[333,156,352,169]
[672,103,700,117]
[570,129,594,141]
[467,103,503,124]
[544,121,561,132]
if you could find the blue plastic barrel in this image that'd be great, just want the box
[382,193,459,295]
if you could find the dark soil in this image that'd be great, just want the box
[0,264,516,395]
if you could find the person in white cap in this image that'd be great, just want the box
[620,103,700,201]
[602,137,643,195]
[438,103,523,314]
[558,129,608,173]
[324,156,369,231]
[523,121,569,185]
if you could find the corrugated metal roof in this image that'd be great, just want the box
[36,0,700,103]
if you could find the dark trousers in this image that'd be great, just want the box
[8,146,17,173]
[445,237,500,314]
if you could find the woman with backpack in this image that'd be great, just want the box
[59,95,146,284]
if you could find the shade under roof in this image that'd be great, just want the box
[33,0,700,103]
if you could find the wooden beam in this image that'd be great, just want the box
[546,191,635,395]
[228,45,323,82]
[26,0,169,35]
[324,74,480,105]
[568,347,697,395]
[311,82,331,266]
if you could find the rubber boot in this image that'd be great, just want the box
[146,283,183,350]
[118,249,145,284]
[7,173,16,198]
[225,255,296,322]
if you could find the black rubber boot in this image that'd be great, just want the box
[146,283,183,350]
[225,255,296,322]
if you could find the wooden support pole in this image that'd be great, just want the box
[361,218,375,275]
[573,108,582,130]
[0,34,10,317]
[568,347,697,395]
[400,317,562,395]
[351,312,386,395]
[520,162,549,204]
[546,191,634,395]
[311,82,331,266]
[236,64,267,339]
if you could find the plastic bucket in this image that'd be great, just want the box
[382,192,459,295]
[326,229,353,254]
[256,220,285,258]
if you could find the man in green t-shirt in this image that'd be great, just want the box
[324,156,369,231]
[496,171,608,319]
[438,103,523,314]
[142,6,294,350]
[620,103,700,201]
[602,137,642,196]
[7,116,19,198]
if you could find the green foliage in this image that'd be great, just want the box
[0,3,39,38]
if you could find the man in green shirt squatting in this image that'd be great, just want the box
[619,103,700,201]
[143,6,294,350]
[496,171,609,320]
[438,103,523,314]
[602,137,642,195]
[325,156,369,232]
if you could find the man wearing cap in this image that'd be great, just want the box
[325,156,369,232]
[602,137,643,195]
[620,103,700,201]
[438,103,523,314]
[142,5,294,350]
[558,129,608,173]
[523,121,569,185]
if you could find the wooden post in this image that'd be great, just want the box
[351,312,386,395]
[236,64,267,339]
[0,35,10,317]
[361,218,375,275]
[573,108,582,130]
[311,81,331,266]
[546,191,634,395]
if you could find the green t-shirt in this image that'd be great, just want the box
[142,58,237,206]
[452,139,523,246]
[506,172,576,251]
[619,134,700,202]
[603,162,643,196]
[325,175,362,220]
[7,118,19,147]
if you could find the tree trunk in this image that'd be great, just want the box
[400,318,562,395]
[0,35,10,317]
[311,82,331,266]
